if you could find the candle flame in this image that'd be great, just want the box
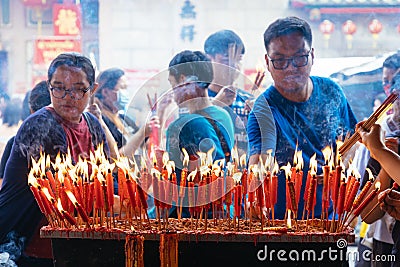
[264,150,274,172]
[280,163,292,180]
[287,209,292,229]
[57,198,64,211]
[206,147,215,166]
[322,145,332,165]
[226,162,235,176]
[239,154,247,169]
[232,172,242,184]
[200,165,210,177]
[42,187,53,202]
[28,172,39,187]
[231,146,239,166]
[272,160,279,176]
[375,181,381,190]
[365,168,374,182]
[182,148,189,167]
[162,151,169,167]
[295,150,303,171]
[336,140,343,165]
[65,190,77,204]
[309,154,318,176]
[187,169,197,182]
[197,151,207,167]
[151,168,161,179]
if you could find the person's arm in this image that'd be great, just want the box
[87,103,119,158]
[358,123,400,184]
[121,116,159,157]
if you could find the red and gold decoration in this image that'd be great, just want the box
[342,20,357,50]
[53,3,82,36]
[319,19,334,49]
[368,19,383,49]
[21,0,56,8]
[34,38,82,66]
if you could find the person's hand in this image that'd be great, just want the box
[86,103,102,120]
[356,122,386,158]
[212,86,237,107]
[379,189,400,220]
[144,116,160,138]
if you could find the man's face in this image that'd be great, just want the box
[168,74,198,106]
[382,67,397,95]
[208,46,243,86]
[49,65,95,123]
[265,31,314,95]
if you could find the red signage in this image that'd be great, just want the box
[34,38,82,66]
[53,4,82,36]
[21,0,56,8]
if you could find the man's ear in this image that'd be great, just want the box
[265,54,271,72]
[178,74,187,84]
[310,47,315,66]
[90,83,99,96]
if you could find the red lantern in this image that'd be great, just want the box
[368,19,383,35]
[319,20,334,48]
[342,20,357,50]
[319,20,335,35]
[342,20,357,35]
[369,19,383,49]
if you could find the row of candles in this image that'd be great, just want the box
[27,142,383,233]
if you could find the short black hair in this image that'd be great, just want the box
[168,50,213,88]
[204,29,245,56]
[29,80,51,112]
[95,68,125,99]
[263,16,312,53]
[48,52,96,86]
[383,53,400,70]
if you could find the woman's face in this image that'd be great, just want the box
[49,65,97,123]
[102,75,128,111]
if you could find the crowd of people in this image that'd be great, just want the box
[0,15,398,267]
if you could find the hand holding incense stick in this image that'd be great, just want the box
[339,92,398,156]
[362,182,399,222]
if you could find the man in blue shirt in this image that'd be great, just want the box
[148,50,234,219]
[204,30,254,157]
[247,16,357,220]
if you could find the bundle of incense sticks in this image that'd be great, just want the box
[339,92,398,156]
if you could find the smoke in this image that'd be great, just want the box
[0,231,25,266]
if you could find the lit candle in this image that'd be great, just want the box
[235,183,242,218]
[352,179,373,211]
[336,179,346,216]
[344,179,360,212]
[322,165,330,210]
[106,170,114,210]
[263,172,271,209]
[136,184,148,210]
[353,182,381,217]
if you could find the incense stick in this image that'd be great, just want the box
[339,92,398,156]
